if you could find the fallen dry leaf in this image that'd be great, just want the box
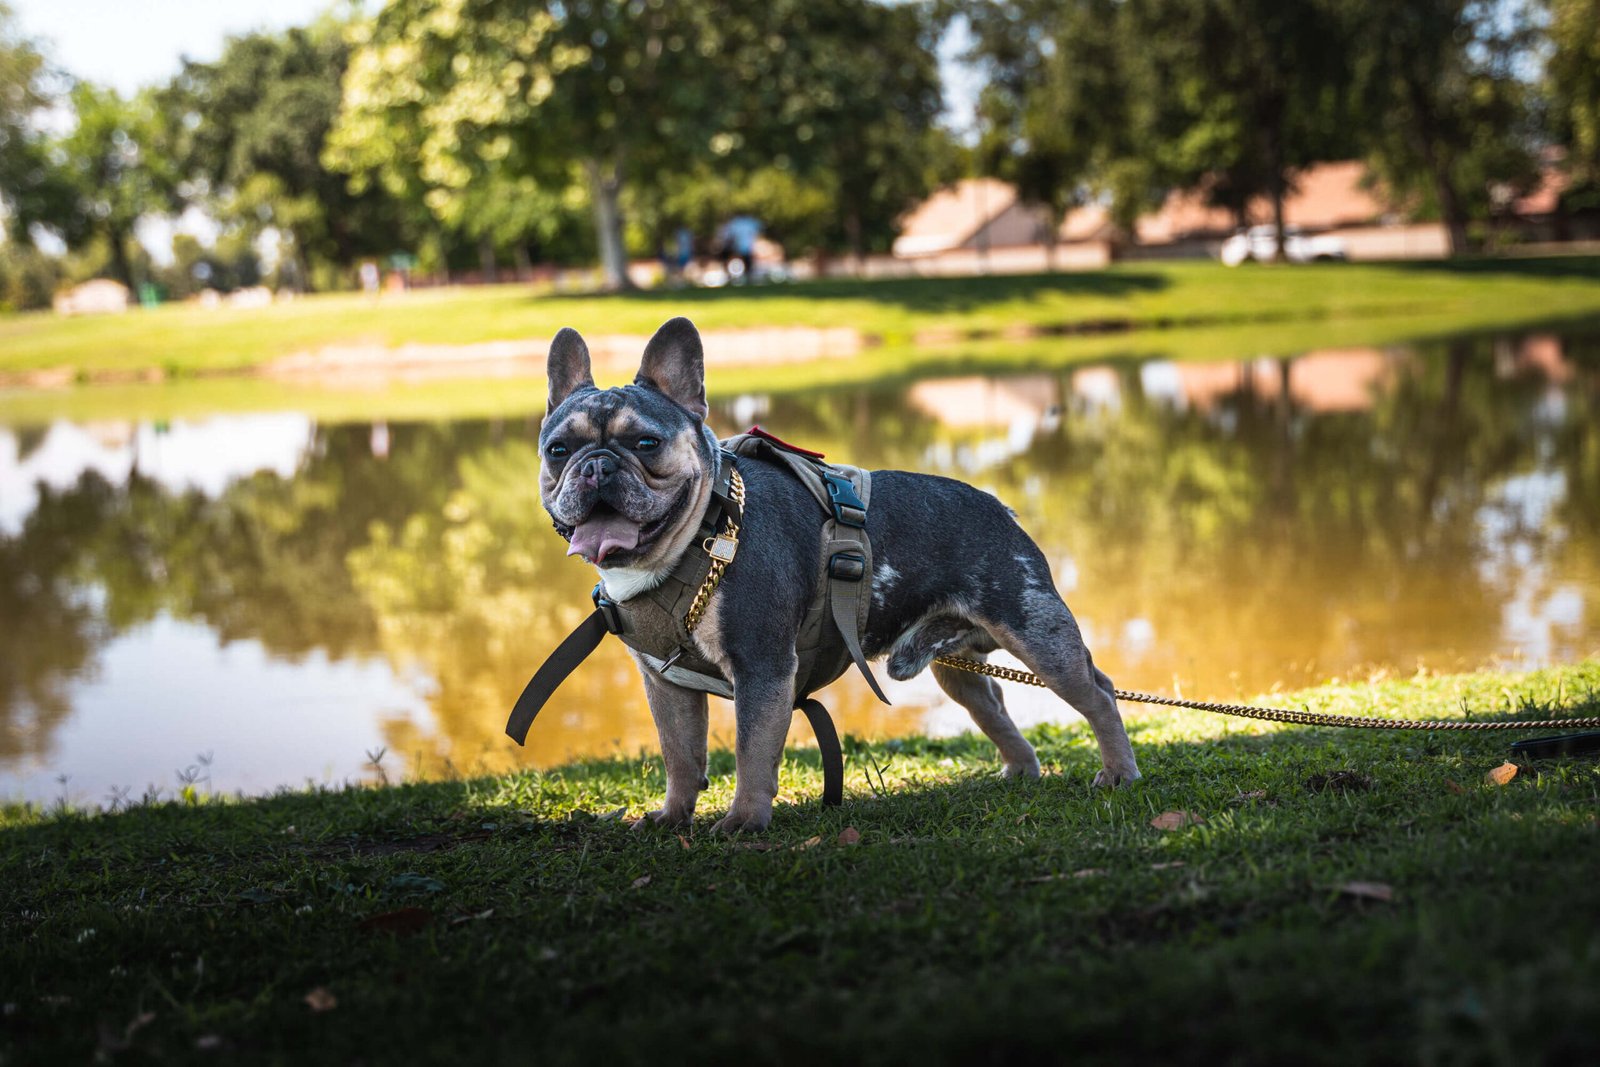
[677,834,691,850]
[1338,881,1394,903]
[1445,778,1466,795]
[1487,762,1519,786]
[837,827,862,846]
[304,987,337,1013]
[1149,811,1204,831]
[793,836,823,851]
[630,875,652,890]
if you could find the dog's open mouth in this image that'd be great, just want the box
[567,484,690,566]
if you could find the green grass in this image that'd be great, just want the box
[4,256,1600,381]
[5,292,1600,428]
[5,660,1600,1063]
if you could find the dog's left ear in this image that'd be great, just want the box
[636,317,707,421]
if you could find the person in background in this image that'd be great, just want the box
[725,214,762,283]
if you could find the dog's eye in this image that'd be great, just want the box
[546,442,569,458]
[635,436,661,452]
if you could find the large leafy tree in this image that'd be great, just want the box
[329,0,947,287]
[1543,0,1600,209]
[961,0,1356,258]
[163,21,412,290]
[960,0,1153,250]
[0,2,62,246]
[329,0,736,291]
[1139,0,1356,257]
[46,83,180,290]
[1349,0,1541,255]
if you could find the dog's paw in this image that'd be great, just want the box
[631,807,693,832]
[708,804,772,835]
[1001,756,1042,779]
[1092,766,1142,789]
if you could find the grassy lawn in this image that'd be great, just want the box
[5,659,1599,1063]
[3,256,1600,380]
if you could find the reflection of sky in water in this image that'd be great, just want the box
[8,615,430,808]
[1476,469,1585,668]
[0,415,313,534]
[3,327,1599,804]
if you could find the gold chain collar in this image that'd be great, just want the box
[684,465,745,634]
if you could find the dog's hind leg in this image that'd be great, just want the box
[931,657,1040,778]
[982,595,1141,788]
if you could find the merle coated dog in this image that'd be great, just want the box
[540,317,1140,832]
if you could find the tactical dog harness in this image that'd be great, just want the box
[505,428,890,806]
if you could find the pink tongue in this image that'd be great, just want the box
[568,512,641,564]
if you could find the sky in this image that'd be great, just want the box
[11,0,345,94]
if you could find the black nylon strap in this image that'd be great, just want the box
[505,608,610,745]
[796,698,844,806]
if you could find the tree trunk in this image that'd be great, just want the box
[478,236,499,284]
[1404,76,1470,257]
[583,157,634,292]
[1267,118,1289,262]
[1043,207,1062,272]
[106,223,136,292]
[844,204,865,276]
[513,242,533,281]
[288,226,314,293]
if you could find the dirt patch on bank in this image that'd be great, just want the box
[260,326,867,388]
[0,326,868,391]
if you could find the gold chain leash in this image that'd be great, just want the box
[685,466,746,634]
[932,656,1600,731]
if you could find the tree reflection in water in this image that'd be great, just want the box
[1,327,1596,796]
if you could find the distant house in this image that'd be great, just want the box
[833,157,1583,281]
[53,279,131,316]
[892,178,1054,258]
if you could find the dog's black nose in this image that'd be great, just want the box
[579,451,618,484]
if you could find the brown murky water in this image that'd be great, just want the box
[3,324,1597,804]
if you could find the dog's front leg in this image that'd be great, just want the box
[709,652,798,835]
[634,659,708,830]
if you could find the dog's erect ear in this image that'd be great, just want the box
[636,317,707,421]
[547,327,595,410]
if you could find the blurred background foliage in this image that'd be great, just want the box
[1,0,1599,305]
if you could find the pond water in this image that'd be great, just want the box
[3,323,1598,805]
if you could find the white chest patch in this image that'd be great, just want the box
[600,565,671,602]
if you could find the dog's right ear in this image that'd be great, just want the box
[547,327,595,410]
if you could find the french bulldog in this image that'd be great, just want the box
[540,317,1141,833]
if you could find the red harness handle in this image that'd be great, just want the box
[746,425,826,460]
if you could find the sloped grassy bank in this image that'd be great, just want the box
[4,660,1599,1064]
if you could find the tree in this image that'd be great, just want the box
[959,0,1146,254]
[329,0,948,286]
[958,0,1357,257]
[1140,0,1357,258]
[1350,0,1542,255]
[163,21,412,290]
[0,1,62,247]
[330,0,738,291]
[1543,0,1600,209]
[46,83,179,290]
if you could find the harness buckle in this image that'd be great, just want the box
[821,470,867,528]
[828,552,866,581]
[591,583,625,635]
